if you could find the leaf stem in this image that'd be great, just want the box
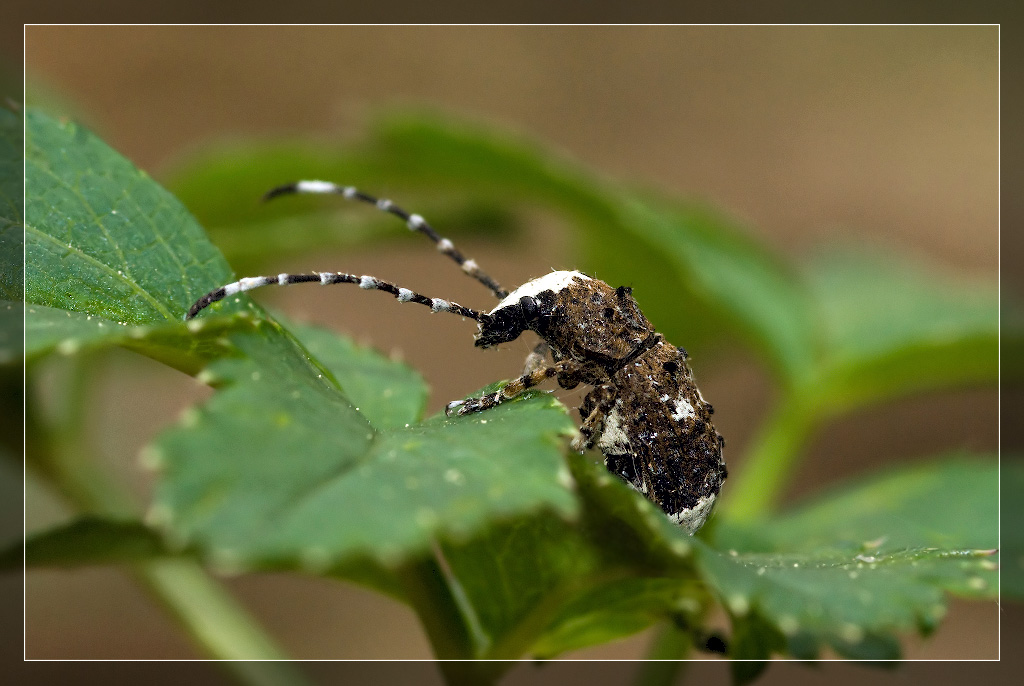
[395,553,505,686]
[720,386,824,521]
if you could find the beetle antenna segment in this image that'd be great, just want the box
[263,181,509,299]
[185,272,491,323]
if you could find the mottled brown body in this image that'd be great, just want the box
[592,339,726,531]
[468,271,727,534]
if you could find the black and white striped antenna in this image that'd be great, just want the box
[185,181,509,321]
[264,181,508,299]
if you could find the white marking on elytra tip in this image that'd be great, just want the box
[359,275,378,290]
[431,298,451,313]
[461,259,478,273]
[376,198,393,211]
[407,214,426,230]
[397,288,414,302]
[278,273,289,285]
[319,272,333,285]
[437,238,454,252]
[296,180,337,194]
[667,493,717,535]
[491,270,590,313]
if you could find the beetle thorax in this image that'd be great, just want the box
[476,271,654,365]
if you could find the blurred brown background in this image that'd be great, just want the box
[19,24,1003,683]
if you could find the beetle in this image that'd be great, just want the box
[186,181,726,534]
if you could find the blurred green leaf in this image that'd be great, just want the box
[721,456,999,553]
[3,516,170,570]
[808,250,1004,411]
[0,106,22,302]
[151,325,578,570]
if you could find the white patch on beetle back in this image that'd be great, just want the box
[397,288,415,302]
[431,298,451,313]
[319,272,333,285]
[490,270,589,314]
[295,180,337,194]
[358,275,378,289]
[596,401,631,455]
[437,238,454,252]
[671,393,696,422]
[668,493,717,535]
[407,214,426,230]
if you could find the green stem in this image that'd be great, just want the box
[25,357,310,684]
[134,559,308,682]
[395,553,504,686]
[720,386,824,521]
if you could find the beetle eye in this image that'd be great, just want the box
[615,285,633,299]
[602,307,615,319]
[519,295,539,322]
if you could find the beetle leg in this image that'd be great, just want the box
[521,340,551,375]
[446,359,583,416]
[571,384,618,453]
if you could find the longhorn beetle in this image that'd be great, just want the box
[186,181,727,534]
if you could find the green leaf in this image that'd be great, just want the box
[21,301,258,373]
[4,516,170,570]
[21,109,277,372]
[150,324,578,570]
[25,110,239,324]
[293,323,428,430]
[420,453,701,660]
[808,250,1005,410]
[701,457,999,660]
